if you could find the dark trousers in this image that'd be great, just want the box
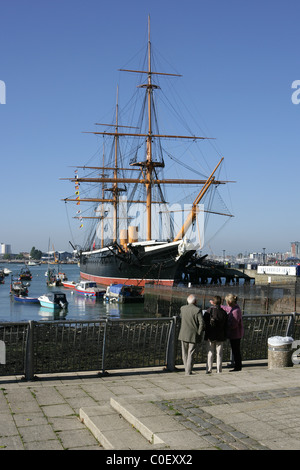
[230,338,242,370]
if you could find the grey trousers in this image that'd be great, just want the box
[206,340,224,373]
[181,341,196,375]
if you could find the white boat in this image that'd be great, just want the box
[38,292,68,310]
[62,280,77,289]
[75,280,105,297]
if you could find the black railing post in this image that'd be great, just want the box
[166,316,177,371]
[100,320,108,376]
[24,321,35,381]
[286,313,296,338]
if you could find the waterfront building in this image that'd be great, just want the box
[0,243,12,255]
[290,241,300,259]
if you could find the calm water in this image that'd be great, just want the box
[0,264,147,322]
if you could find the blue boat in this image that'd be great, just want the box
[103,284,144,303]
[14,295,39,304]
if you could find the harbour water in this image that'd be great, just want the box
[0,264,147,322]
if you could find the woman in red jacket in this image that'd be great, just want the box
[222,294,244,372]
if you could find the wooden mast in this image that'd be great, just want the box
[146,14,152,241]
[101,142,105,247]
[113,86,119,242]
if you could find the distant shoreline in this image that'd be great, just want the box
[0,259,77,264]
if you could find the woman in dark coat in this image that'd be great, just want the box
[204,295,227,374]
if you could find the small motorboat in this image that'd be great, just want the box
[14,295,39,304]
[62,280,77,289]
[103,284,144,303]
[38,292,68,310]
[75,281,105,298]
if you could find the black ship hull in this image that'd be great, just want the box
[79,241,196,287]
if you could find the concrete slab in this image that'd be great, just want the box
[0,361,299,450]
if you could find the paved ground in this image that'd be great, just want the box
[0,361,299,451]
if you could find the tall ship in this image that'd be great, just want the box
[62,18,233,287]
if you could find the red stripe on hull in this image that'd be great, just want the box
[80,271,174,287]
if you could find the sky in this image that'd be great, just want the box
[1,0,300,256]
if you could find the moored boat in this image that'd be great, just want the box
[103,283,144,303]
[38,292,68,310]
[75,280,105,297]
[14,295,39,303]
[62,280,77,289]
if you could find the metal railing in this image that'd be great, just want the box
[0,313,299,381]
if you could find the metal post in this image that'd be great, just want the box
[100,320,108,376]
[294,278,297,313]
[166,317,177,371]
[24,321,35,381]
[286,313,295,338]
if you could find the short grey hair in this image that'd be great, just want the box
[187,294,197,305]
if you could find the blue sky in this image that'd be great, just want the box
[1,0,300,256]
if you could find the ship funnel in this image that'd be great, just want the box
[120,229,128,250]
[128,226,138,243]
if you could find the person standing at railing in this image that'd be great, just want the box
[178,294,204,376]
[203,295,228,374]
[222,294,244,372]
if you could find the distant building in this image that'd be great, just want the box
[0,243,12,255]
[249,252,265,264]
[290,242,300,258]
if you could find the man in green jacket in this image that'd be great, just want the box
[178,294,204,375]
